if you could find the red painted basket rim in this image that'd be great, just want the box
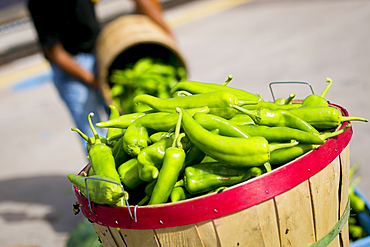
[74,103,353,229]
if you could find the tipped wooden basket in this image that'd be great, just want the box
[73,102,353,247]
[95,14,188,110]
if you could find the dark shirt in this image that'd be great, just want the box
[28,0,100,55]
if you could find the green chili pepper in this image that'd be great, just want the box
[136,179,157,206]
[148,108,186,205]
[179,108,299,167]
[301,77,332,107]
[238,125,343,144]
[184,162,262,194]
[241,100,301,111]
[169,75,262,101]
[193,113,250,138]
[149,132,170,143]
[95,110,155,129]
[201,155,219,163]
[289,106,368,130]
[270,143,318,166]
[68,174,125,206]
[269,124,351,166]
[137,106,210,132]
[349,225,367,239]
[228,113,255,125]
[348,165,366,213]
[87,165,95,176]
[182,129,220,169]
[133,91,258,119]
[275,93,296,105]
[106,105,123,138]
[183,144,206,168]
[349,186,366,213]
[348,216,357,225]
[117,158,142,190]
[170,186,191,202]
[111,136,128,168]
[183,143,207,168]
[123,107,208,157]
[233,105,320,135]
[207,186,228,194]
[139,174,192,205]
[105,132,125,146]
[121,116,152,157]
[137,134,176,182]
[72,113,121,184]
[146,179,157,195]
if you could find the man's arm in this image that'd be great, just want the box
[134,0,174,38]
[44,42,99,89]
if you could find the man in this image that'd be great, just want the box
[27,0,173,146]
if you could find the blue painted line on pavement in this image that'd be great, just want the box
[11,71,53,92]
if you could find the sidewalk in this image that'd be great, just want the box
[0,1,201,246]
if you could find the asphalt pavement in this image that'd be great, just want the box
[1,0,370,246]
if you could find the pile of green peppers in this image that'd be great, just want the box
[108,57,187,114]
[348,163,370,243]
[68,76,368,207]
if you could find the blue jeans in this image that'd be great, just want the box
[51,53,109,150]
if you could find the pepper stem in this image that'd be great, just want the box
[231,105,261,123]
[264,162,272,172]
[320,77,333,98]
[285,93,296,104]
[237,99,260,107]
[71,128,89,142]
[107,132,125,142]
[319,123,351,141]
[106,132,125,146]
[88,112,101,144]
[137,195,150,206]
[340,116,368,123]
[242,167,263,181]
[174,179,185,187]
[268,140,299,153]
[176,90,193,97]
[177,133,186,149]
[123,191,129,201]
[173,108,183,148]
[222,74,233,86]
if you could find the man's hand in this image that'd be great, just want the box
[91,76,101,90]
[134,0,175,39]
[45,43,100,89]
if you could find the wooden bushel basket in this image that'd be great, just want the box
[73,103,353,247]
[95,14,188,110]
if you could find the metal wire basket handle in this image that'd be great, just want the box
[269,81,315,102]
[84,176,134,220]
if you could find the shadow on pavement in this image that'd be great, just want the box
[0,175,84,233]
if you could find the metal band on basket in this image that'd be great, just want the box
[311,199,351,247]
